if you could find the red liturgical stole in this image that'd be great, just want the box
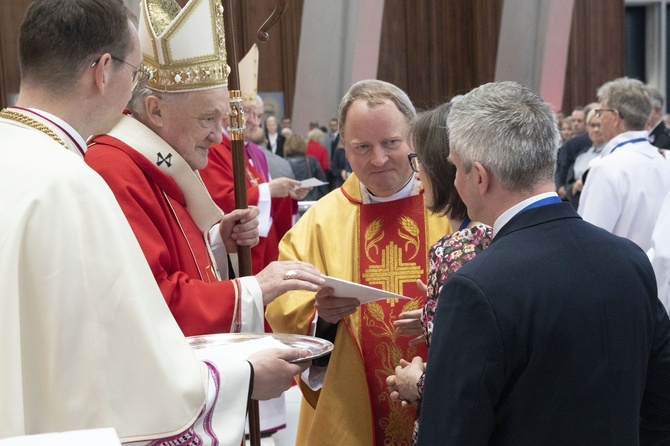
[359,194,429,446]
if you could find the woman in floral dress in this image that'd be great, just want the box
[387,101,493,445]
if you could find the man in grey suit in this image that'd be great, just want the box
[418,81,670,445]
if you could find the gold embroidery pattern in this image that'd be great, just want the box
[363,297,422,446]
[380,404,416,446]
[364,217,385,262]
[362,241,422,307]
[360,211,426,445]
[364,300,422,379]
[142,0,229,91]
[147,0,181,36]
[398,215,420,260]
[0,109,68,151]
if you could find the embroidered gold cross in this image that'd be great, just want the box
[362,241,422,307]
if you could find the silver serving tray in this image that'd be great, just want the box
[186,332,334,363]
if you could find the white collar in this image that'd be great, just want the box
[601,130,649,157]
[493,192,559,237]
[28,108,88,154]
[366,175,416,203]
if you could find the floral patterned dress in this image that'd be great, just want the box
[412,223,493,444]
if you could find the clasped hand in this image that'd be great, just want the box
[386,356,425,407]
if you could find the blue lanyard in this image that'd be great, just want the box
[458,218,471,231]
[610,137,648,153]
[520,196,562,214]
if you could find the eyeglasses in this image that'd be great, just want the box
[407,153,421,173]
[91,55,152,89]
[594,108,616,119]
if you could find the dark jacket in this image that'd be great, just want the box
[650,121,670,151]
[286,155,329,201]
[418,202,670,445]
[330,147,351,189]
[266,131,286,157]
[555,132,592,189]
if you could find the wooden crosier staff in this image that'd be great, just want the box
[222,1,289,445]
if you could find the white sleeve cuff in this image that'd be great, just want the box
[301,365,327,390]
[237,276,265,332]
[257,183,272,237]
[208,224,228,280]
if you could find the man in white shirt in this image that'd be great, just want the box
[578,77,670,250]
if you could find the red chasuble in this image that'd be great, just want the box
[356,194,429,446]
[201,135,294,275]
[86,135,242,336]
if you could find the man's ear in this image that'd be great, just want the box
[145,95,165,128]
[92,53,113,95]
[472,161,490,195]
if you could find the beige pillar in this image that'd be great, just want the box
[291,0,385,137]
[495,0,575,112]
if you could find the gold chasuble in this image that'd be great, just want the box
[266,174,450,446]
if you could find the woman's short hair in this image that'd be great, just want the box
[307,128,325,145]
[412,102,467,220]
[284,134,307,157]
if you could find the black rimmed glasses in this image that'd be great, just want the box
[408,153,421,173]
[91,55,152,89]
[594,108,617,119]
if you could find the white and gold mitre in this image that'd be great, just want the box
[239,43,259,104]
[139,0,229,92]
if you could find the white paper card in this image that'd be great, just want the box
[299,178,329,188]
[322,276,410,304]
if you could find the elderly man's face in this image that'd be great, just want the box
[157,87,228,170]
[587,116,605,146]
[243,101,262,141]
[343,99,413,197]
[597,98,619,141]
